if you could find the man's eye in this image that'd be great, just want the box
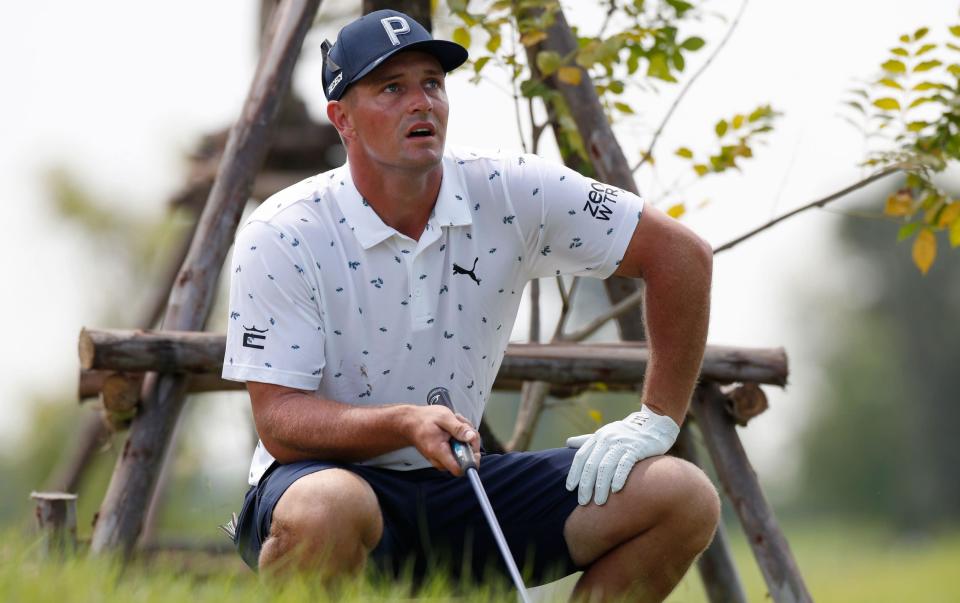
[384,83,399,93]
[425,79,442,89]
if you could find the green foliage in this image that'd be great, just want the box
[446,0,778,216]
[676,105,780,178]
[841,22,960,273]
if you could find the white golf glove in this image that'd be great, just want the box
[565,405,681,506]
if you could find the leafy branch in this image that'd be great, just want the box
[840,23,960,273]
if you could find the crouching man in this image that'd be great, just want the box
[223,9,719,602]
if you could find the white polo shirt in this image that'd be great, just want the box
[223,146,644,485]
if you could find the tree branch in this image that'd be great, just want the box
[511,20,529,154]
[713,163,909,254]
[562,284,644,343]
[553,276,581,339]
[632,0,749,172]
[529,98,546,155]
[554,164,911,341]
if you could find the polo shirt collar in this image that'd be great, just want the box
[335,155,472,250]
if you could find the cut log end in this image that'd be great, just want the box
[723,383,769,426]
[78,328,95,370]
[101,373,142,414]
[30,491,79,558]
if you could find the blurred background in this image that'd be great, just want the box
[1,0,958,601]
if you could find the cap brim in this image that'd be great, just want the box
[350,39,469,89]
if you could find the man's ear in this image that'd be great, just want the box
[327,100,354,141]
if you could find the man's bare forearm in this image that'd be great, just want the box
[249,382,416,464]
[640,239,712,425]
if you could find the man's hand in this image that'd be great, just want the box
[405,406,481,476]
[565,405,681,506]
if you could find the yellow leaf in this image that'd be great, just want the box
[877,77,903,90]
[732,114,745,129]
[675,147,694,159]
[950,218,960,247]
[873,97,901,111]
[914,60,942,73]
[884,192,914,217]
[452,27,471,49]
[938,201,960,228]
[557,66,582,86]
[667,203,686,219]
[912,228,936,274]
[693,164,708,177]
[520,30,547,47]
[588,409,603,424]
[882,59,907,73]
[924,198,945,224]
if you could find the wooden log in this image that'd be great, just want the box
[80,368,679,400]
[724,382,769,427]
[691,383,812,603]
[78,329,789,387]
[98,372,143,431]
[30,492,78,557]
[100,372,141,414]
[671,422,747,603]
[90,0,323,557]
[80,370,244,399]
[79,328,224,374]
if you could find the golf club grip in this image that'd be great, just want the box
[427,387,477,472]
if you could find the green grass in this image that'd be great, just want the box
[3,520,960,602]
[665,520,960,603]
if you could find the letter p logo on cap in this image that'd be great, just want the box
[381,16,410,46]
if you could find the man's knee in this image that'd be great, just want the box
[260,468,383,575]
[656,457,721,552]
[565,455,720,564]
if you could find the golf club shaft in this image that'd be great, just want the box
[466,467,532,603]
[426,386,532,601]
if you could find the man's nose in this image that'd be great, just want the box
[407,85,434,113]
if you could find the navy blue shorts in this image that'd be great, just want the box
[234,448,583,585]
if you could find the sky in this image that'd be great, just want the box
[1,0,957,493]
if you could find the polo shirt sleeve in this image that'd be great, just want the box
[505,153,644,281]
[222,220,325,391]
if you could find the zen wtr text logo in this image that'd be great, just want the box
[584,182,620,220]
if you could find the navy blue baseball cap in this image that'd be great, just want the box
[322,9,468,101]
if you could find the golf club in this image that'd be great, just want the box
[427,387,532,603]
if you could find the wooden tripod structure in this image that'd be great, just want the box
[53,1,813,601]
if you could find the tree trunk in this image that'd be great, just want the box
[89,0,323,557]
[520,4,648,341]
[691,383,812,603]
[363,0,431,30]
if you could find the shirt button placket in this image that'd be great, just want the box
[413,255,428,321]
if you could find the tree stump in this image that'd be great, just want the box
[30,492,78,558]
